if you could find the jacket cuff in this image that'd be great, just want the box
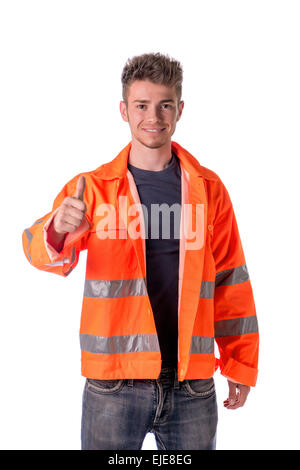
[43,209,90,263]
[223,375,243,385]
[220,357,258,387]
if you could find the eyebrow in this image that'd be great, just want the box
[133,99,175,103]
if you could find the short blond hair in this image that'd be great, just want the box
[121,52,183,105]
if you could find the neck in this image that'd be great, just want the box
[128,138,172,171]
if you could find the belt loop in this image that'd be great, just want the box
[173,368,179,389]
[127,379,134,387]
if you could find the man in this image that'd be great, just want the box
[22,52,259,450]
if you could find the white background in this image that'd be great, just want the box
[1,0,299,450]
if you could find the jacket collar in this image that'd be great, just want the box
[95,141,218,181]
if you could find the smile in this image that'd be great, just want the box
[142,128,165,133]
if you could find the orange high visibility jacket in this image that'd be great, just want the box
[22,141,259,386]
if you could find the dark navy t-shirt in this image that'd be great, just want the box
[127,151,181,368]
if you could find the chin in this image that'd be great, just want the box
[136,134,170,149]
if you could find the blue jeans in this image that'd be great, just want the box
[81,366,218,450]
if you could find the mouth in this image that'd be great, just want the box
[142,128,166,134]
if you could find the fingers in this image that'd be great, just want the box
[55,219,78,234]
[73,175,86,201]
[224,382,250,410]
[62,205,85,223]
[61,210,84,230]
[64,196,86,212]
[56,205,85,232]
[228,380,238,406]
[53,208,83,234]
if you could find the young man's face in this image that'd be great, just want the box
[120,80,184,149]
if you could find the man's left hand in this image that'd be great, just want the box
[224,380,250,410]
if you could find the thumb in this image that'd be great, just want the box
[74,175,86,201]
[228,380,238,405]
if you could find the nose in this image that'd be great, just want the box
[145,105,163,122]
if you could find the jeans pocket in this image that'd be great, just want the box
[86,378,125,395]
[183,377,215,398]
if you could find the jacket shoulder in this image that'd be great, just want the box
[61,164,109,190]
[197,164,221,182]
[197,165,233,222]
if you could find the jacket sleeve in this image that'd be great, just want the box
[211,179,259,387]
[22,173,92,277]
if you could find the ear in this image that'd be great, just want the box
[120,101,129,122]
[176,100,184,121]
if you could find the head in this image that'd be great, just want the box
[120,52,184,149]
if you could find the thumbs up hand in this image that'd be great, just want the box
[53,176,87,235]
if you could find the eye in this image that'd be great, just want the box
[137,104,145,109]
[162,104,171,109]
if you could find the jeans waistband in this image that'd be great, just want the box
[126,367,180,389]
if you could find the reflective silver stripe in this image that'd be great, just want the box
[215,264,249,286]
[190,336,214,354]
[45,258,70,267]
[200,281,215,299]
[44,245,75,271]
[215,315,258,338]
[84,278,147,299]
[24,219,45,264]
[80,333,160,354]
[32,219,44,226]
[24,229,33,263]
[64,247,76,276]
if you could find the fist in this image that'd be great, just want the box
[53,175,87,235]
